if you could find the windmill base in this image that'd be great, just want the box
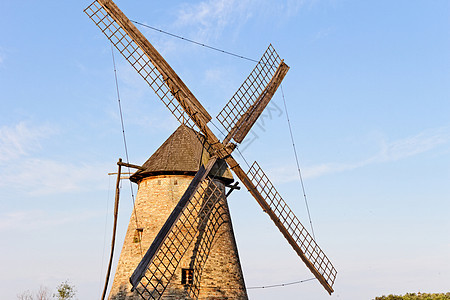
[108,175,248,300]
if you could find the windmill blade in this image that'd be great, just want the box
[85,0,211,132]
[217,45,289,144]
[129,159,224,299]
[225,157,337,294]
[230,61,289,143]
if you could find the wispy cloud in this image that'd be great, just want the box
[375,128,449,163]
[174,0,310,41]
[0,209,103,232]
[0,122,56,162]
[305,127,450,178]
[0,158,109,196]
[176,0,252,40]
[270,127,450,182]
[0,121,108,195]
[312,27,335,42]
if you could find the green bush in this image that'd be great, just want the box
[374,293,450,300]
[53,281,76,300]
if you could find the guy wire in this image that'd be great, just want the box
[110,43,143,255]
[280,85,316,241]
[131,20,258,63]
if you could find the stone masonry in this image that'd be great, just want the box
[108,175,248,300]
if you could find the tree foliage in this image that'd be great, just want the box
[53,281,76,300]
[374,293,450,300]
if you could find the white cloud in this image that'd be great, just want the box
[176,0,249,40]
[174,0,309,41]
[0,209,103,232]
[270,127,450,181]
[308,127,450,178]
[0,122,56,162]
[302,161,359,179]
[313,27,334,42]
[0,157,110,196]
[375,128,449,163]
[0,121,110,195]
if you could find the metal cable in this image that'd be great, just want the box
[110,44,143,255]
[247,277,316,290]
[171,277,316,290]
[131,20,258,63]
[280,85,316,241]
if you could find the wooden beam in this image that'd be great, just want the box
[117,161,145,170]
[97,0,212,124]
[108,172,133,176]
[224,61,289,144]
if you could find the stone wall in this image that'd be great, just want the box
[108,174,247,300]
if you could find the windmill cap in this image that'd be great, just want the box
[130,125,234,184]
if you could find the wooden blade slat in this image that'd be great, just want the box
[184,190,230,299]
[230,61,289,143]
[217,45,285,143]
[226,157,336,294]
[85,0,211,132]
[247,161,337,294]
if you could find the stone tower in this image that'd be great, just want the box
[108,125,248,300]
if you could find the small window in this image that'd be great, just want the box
[157,180,161,185]
[181,268,194,285]
[133,228,143,243]
[174,179,178,185]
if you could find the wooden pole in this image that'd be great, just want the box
[101,158,122,300]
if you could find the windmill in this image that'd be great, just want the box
[85,0,337,299]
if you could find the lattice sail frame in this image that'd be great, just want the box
[247,161,337,290]
[85,1,198,130]
[216,45,282,141]
[133,179,224,300]
[185,195,229,299]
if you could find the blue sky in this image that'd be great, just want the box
[0,1,449,299]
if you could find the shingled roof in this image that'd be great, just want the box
[130,125,233,184]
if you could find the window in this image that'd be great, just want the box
[181,268,194,285]
[133,228,143,243]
